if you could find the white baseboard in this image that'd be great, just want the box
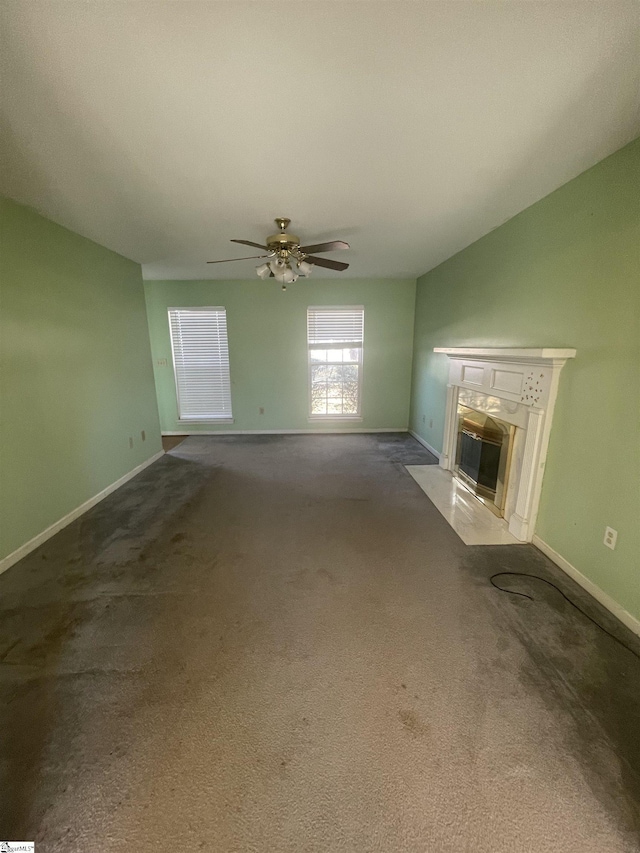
[0,450,165,577]
[162,428,408,435]
[408,430,441,461]
[532,535,640,639]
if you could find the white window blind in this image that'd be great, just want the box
[168,308,233,421]
[307,307,365,348]
[307,306,364,418]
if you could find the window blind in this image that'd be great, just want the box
[307,306,364,348]
[307,307,364,418]
[168,308,232,421]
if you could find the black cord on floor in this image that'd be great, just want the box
[489,572,640,662]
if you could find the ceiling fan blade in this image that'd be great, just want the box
[305,255,350,272]
[207,255,270,264]
[230,239,268,250]
[299,240,350,254]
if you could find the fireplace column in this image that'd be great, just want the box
[507,407,544,541]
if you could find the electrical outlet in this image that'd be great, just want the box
[157,358,168,367]
[141,430,146,442]
[429,419,433,429]
[259,407,265,415]
[603,527,617,550]
[129,436,134,449]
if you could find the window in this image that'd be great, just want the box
[168,308,232,421]
[307,306,364,418]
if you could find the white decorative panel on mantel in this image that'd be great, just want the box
[433,347,576,543]
[439,354,569,410]
[461,364,485,386]
[492,369,523,396]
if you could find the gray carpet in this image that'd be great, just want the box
[1,434,638,851]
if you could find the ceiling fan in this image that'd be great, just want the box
[207,218,350,288]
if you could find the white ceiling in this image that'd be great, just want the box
[1,2,638,281]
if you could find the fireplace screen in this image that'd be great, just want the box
[454,406,514,517]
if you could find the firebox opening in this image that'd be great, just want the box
[454,405,514,517]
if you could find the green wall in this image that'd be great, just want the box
[0,198,162,562]
[409,138,640,621]
[144,279,416,433]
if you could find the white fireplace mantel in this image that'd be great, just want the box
[435,346,576,542]
[434,347,576,364]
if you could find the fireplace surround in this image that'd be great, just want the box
[435,348,576,542]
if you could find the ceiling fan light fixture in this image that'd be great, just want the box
[297,260,313,277]
[256,262,271,279]
[273,267,297,284]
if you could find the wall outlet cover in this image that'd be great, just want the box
[603,526,618,550]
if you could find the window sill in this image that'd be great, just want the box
[308,416,363,422]
[178,418,235,425]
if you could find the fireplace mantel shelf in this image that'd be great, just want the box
[434,347,576,363]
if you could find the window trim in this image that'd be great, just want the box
[168,306,234,423]
[307,305,364,421]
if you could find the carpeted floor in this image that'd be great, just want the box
[1,434,639,851]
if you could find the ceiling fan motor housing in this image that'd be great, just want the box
[267,231,300,256]
[266,218,301,257]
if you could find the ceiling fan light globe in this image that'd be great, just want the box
[256,263,271,279]
[297,260,313,277]
[282,268,296,284]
